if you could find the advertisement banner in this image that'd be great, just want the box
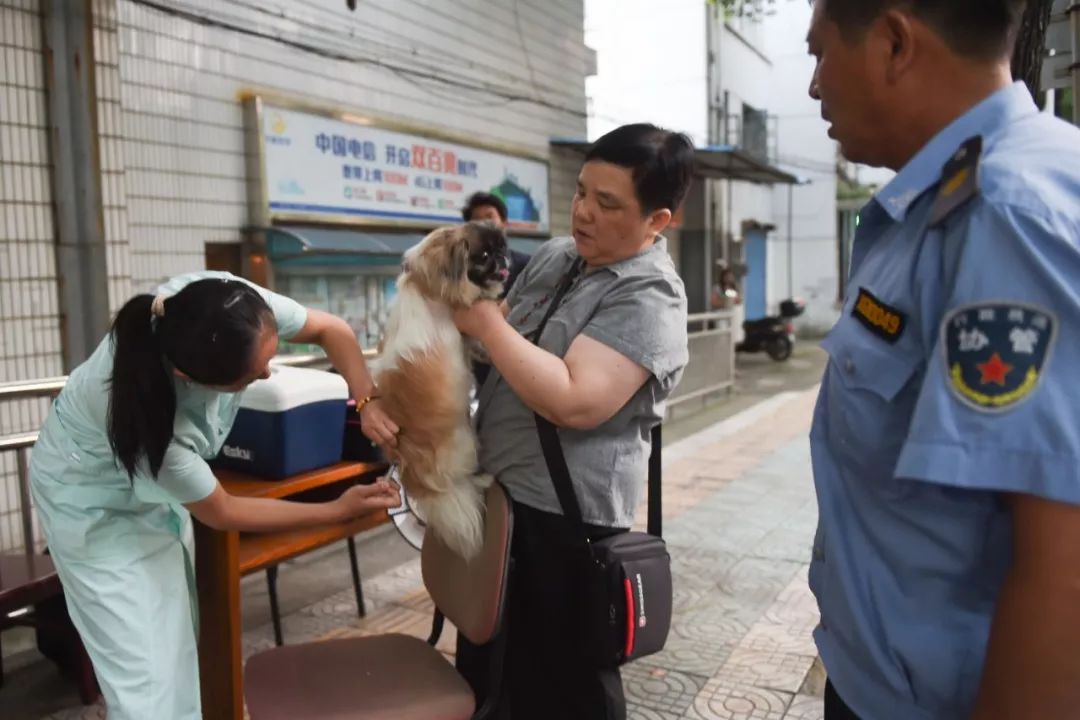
[259,102,550,233]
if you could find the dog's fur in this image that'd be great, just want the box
[373,222,510,559]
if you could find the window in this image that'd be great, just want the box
[275,271,397,352]
[741,103,769,160]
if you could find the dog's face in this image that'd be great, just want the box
[403,222,511,306]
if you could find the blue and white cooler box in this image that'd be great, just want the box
[215,365,349,479]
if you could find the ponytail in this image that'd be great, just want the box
[107,294,177,479]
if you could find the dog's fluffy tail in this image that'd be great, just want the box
[414,473,493,560]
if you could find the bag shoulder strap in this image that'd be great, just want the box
[530,258,663,541]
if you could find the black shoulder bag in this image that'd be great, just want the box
[529,258,673,669]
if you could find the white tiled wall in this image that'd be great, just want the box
[115,0,589,290]
[96,0,133,311]
[0,0,588,551]
[0,0,60,551]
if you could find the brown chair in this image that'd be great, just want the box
[0,554,99,705]
[244,481,514,720]
[0,442,99,705]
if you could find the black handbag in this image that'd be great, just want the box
[529,258,673,669]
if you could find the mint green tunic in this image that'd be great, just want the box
[29,272,307,719]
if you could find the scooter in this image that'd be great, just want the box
[736,298,806,362]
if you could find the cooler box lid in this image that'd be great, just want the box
[240,365,348,412]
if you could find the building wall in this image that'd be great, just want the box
[709,16,775,309]
[763,1,840,333]
[0,0,61,551]
[0,0,589,552]
[114,0,589,291]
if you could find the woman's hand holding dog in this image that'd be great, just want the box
[336,478,402,520]
[453,299,504,342]
[360,399,400,452]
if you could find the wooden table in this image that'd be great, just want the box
[195,461,389,720]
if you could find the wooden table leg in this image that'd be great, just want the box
[195,522,243,720]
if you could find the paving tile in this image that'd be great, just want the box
[715,646,816,695]
[665,520,773,558]
[684,680,793,720]
[359,557,423,604]
[747,527,812,563]
[783,694,825,720]
[628,704,683,720]
[241,628,278,661]
[648,603,753,676]
[737,620,817,658]
[715,558,804,613]
[673,546,741,584]
[622,662,707,716]
[41,703,107,720]
[761,573,819,639]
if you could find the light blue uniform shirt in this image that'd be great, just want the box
[810,82,1080,720]
[30,271,307,720]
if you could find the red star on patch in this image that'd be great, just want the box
[977,353,1013,386]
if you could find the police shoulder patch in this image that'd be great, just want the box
[929,135,982,227]
[943,303,1056,412]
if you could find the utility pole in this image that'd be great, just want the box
[786,184,793,298]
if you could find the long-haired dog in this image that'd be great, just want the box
[373,222,510,559]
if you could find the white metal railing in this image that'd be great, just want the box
[666,311,736,413]
[0,351,363,556]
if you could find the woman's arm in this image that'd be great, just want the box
[288,309,399,448]
[185,479,400,533]
[455,301,649,429]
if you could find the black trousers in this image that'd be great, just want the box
[456,501,627,720]
[825,681,862,720]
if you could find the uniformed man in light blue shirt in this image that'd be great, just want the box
[805,1,1080,718]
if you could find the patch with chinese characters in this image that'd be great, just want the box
[852,287,906,344]
[943,303,1056,412]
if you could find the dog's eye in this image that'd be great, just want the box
[480,251,490,260]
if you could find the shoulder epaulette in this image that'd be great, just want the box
[928,135,982,227]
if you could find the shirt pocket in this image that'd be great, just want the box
[821,317,924,484]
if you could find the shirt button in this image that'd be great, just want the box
[813,546,824,560]
[844,358,855,374]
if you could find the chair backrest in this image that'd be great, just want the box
[421,481,512,645]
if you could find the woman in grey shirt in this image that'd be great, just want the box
[453,123,693,720]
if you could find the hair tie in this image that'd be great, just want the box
[150,294,168,318]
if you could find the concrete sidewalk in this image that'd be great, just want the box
[33,386,823,720]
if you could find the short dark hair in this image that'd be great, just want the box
[584,123,695,215]
[462,191,507,222]
[819,0,1026,60]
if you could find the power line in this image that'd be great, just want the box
[127,0,589,120]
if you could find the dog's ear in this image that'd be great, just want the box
[444,228,470,283]
[405,226,478,305]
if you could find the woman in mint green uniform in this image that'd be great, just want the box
[30,272,401,719]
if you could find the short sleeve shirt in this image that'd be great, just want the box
[476,236,689,528]
[45,271,308,507]
[809,82,1080,720]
